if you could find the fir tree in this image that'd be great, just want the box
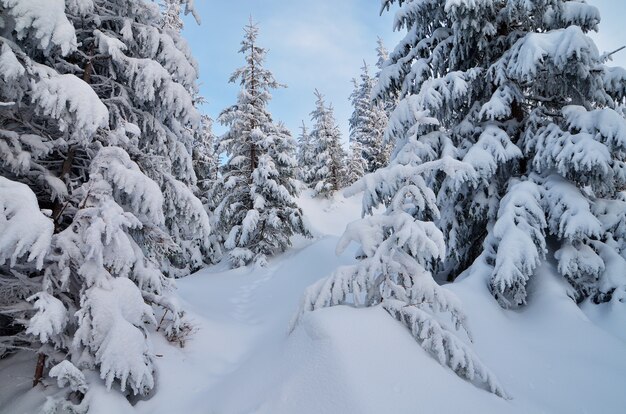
[346,140,367,185]
[0,0,210,407]
[66,0,216,276]
[193,114,220,200]
[293,150,507,397]
[0,0,108,362]
[349,62,389,173]
[296,121,316,185]
[371,0,626,306]
[309,90,347,197]
[212,20,309,268]
[374,37,398,119]
[161,0,201,33]
[161,0,184,32]
[375,37,389,75]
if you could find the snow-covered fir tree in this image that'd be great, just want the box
[374,37,397,166]
[346,140,367,185]
[296,121,316,185]
[374,36,398,118]
[369,0,626,307]
[375,37,389,75]
[0,0,107,361]
[161,0,184,32]
[293,147,507,396]
[293,0,626,397]
[66,0,216,276]
[309,90,347,197]
[161,0,201,34]
[211,20,309,268]
[193,114,220,200]
[0,0,211,407]
[40,147,181,398]
[349,62,389,173]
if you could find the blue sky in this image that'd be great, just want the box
[183,0,626,142]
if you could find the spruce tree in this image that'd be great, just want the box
[296,121,316,185]
[346,140,367,185]
[293,149,507,396]
[1,0,211,407]
[193,114,220,200]
[375,37,389,75]
[309,90,347,197]
[349,62,389,173]
[65,0,216,276]
[0,0,108,360]
[212,20,309,268]
[370,0,626,306]
[374,37,398,119]
[294,0,626,395]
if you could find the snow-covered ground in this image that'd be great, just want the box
[1,189,625,414]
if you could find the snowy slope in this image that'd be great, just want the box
[1,189,625,414]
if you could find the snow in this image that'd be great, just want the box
[1,189,626,413]
[31,72,109,139]
[0,44,25,81]
[498,26,599,82]
[1,0,77,55]
[463,126,522,177]
[91,147,165,224]
[0,176,53,269]
[25,292,67,344]
[74,277,156,395]
[49,360,87,394]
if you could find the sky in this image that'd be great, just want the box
[183,0,626,142]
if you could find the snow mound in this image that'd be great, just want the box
[1,188,625,413]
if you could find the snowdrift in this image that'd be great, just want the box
[1,191,625,413]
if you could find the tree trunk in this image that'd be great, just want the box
[83,59,93,83]
[51,146,77,231]
[32,353,46,387]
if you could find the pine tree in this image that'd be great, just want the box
[296,121,316,184]
[65,0,216,276]
[1,0,211,406]
[349,62,389,173]
[212,20,309,268]
[374,37,398,119]
[0,0,108,360]
[161,0,201,33]
[193,114,220,200]
[375,37,389,75]
[309,90,347,197]
[161,0,184,32]
[293,150,507,397]
[346,140,367,185]
[371,0,626,306]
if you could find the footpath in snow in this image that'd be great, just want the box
[1,190,626,414]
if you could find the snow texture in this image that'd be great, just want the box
[0,176,53,269]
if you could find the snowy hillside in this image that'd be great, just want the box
[2,190,624,414]
[3,1,626,412]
